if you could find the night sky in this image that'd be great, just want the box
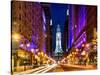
[50,3,68,50]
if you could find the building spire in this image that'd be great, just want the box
[57,24,60,32]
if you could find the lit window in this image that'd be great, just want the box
[67,9,69,16]
[50,19,52,26]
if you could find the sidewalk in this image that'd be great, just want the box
[12,66,47,75]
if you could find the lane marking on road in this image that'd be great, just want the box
[41,64,57,73]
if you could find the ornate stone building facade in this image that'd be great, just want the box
[11,1,46,72]
[12,1,46,51]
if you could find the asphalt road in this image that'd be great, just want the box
[47,64,96,72]
[14,64,96,75]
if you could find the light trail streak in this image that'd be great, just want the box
[33,64,57,74]
[41,64,57,73]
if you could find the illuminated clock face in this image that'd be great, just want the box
[57,32,60,37]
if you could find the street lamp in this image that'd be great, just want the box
[38,52,40,55]
[36,49,39,53]
[41,52,44,57]
[26,43,30,47]
[20,44,24,47]
[86,43,89,48]
[76,48,78,52]
[44,54,47,57]
[82,44,85,47]
[81,51,86,56]
[12,33,21,42]
[31,49,34,53]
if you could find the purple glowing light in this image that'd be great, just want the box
[74,6,86,38]
[20,44,24,47]
[75,32,86,48]
[42,11,46,32]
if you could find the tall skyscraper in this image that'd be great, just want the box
[11,1,47,72]
[41,3,52,56]
[12,1,46,52]
[62,9,69,53]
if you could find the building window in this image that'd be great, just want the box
[19,4,21,9]
[19,14,21,20]
[25,13,26,17]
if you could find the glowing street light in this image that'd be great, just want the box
[36,49,39,52]
[72,52,75,55]
[41,52,44,56]
[44,54,47,58]
[81,51,86,56]
[38,52,40,55]
[20,44,24,47]
[35,55,38,59]
[76,48,78,52]
[82,44,85,47]
[26,43,30,47]
[86,44,89,48]
[75,25,77,28]
[31,49,34,53]
[12,33,21,42]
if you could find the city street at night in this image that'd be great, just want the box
[13,63,96,75]
[11,1,97,75]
